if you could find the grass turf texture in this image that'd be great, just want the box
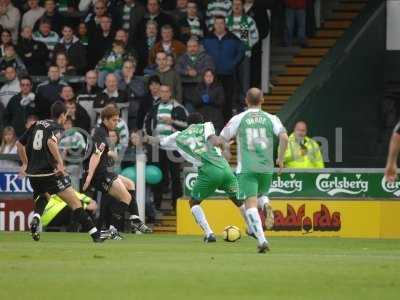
[1,233,400,300]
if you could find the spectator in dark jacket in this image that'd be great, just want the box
[192,69,224,132]
[61,85,91,133]
[169,0,188,22]
[93,73,129,124]
[136,19,158,75]
[176,37,214,110]
[138,0,177,40]
[84,0,108,39]
[117,59,146,131]
[137,75,161,129]
[53,25,87,74]
[35,65,68,118]
[0,29,13,58]
[35,0,64,34]
[115,29,138,61]
[158,0,176,11]
[79,0,119,16]
[77,22,89,46]
[76,70,102,126]
[114,0,146,43]
[17,26,49,75]
[4,76,36,137]
[0,44,28,76]
[178,0,207,42]
[87,15,115,69]
[244,0,272,87]
[203,16,245,120]
[54,52,78,78]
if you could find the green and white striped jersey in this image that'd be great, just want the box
[226,15,259,57]
[33,31,59,51]
[155,102,174,138]
[161,122,230,169]
[206,0,232,29]
[220,108,286,174]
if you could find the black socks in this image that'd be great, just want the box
[72,207,99,239]
[128,190,140,222]
[34,193,48,216]
[110,201,129,227]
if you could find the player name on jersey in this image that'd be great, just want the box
[244,116,269,126]
[182,169,400,199]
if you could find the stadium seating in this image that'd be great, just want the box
[265,0,367,115]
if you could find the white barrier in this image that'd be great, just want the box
[135,147,147,223]
[262,10,271,93]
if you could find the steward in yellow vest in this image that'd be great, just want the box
[282,121,325,169]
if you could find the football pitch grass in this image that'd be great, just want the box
[1,233,400,300]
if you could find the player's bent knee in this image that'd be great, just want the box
[230,198,243,207]
[58,187,82,210]
[245,197,258,209]
[189,198,202,207]
[119,175,135,190]
[109,179,132,204]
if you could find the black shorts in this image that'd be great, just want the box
[87,171,118,193]
[29,175,71,196]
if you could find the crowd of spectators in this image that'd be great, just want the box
[0,0,324,221]
[0,0,273,214]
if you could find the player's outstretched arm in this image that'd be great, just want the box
[16,141,28,177]
[276,132,289,174]
[48,138,66,175]
[143,134,160,146]
[385,132,400,182]
[159,132,179,151]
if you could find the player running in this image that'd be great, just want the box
[82,104,152,234]
[220,88,289,253]
[142,113,240,243]
[16,101,104,242]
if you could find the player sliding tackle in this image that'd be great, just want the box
[220,88,289,253]
[83,104,152,234]
[141,113,242,245]
[38,191,122,240]
[16,101,104,242]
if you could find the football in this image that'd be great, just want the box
[222,225,241,242]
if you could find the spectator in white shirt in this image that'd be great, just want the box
[0,0,21,43]
[22,0,46,30]
[0,66,20,107]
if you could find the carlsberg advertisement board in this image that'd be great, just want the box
[183,169,400,199]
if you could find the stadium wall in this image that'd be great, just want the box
[177,168,400,239]
[177,199,400,239]
[277,0,386,168]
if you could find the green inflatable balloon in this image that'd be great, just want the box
[145,165,163,185]
[121,166,136,182]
